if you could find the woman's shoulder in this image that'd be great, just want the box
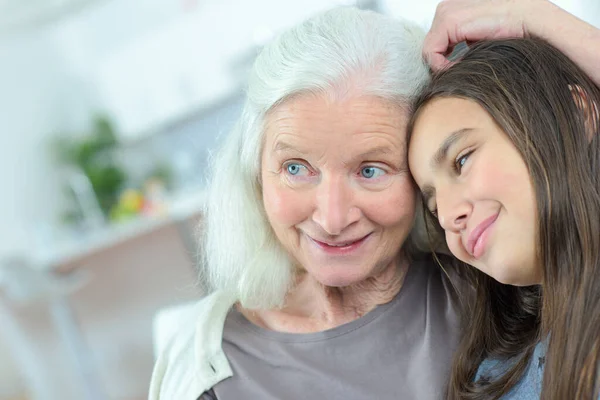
[148,291,237,399]
[149,326,200,399]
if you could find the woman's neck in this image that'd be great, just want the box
[239,256,410,333]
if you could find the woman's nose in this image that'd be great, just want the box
[312,177,360,235]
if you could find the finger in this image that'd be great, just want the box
[427,52,451,71]
[423,27,456,71]
[423,30,451,65]
[423,0,459,56]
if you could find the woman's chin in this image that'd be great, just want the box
[309,265,369,288]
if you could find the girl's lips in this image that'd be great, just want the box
[466,213,499,259]
[309,233,372,255]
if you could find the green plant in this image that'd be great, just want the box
[53,115,128,217]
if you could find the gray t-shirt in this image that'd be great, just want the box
[209,256,460,399]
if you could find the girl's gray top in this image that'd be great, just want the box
[206,256,461,400]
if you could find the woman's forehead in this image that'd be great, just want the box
[263,93,409,148]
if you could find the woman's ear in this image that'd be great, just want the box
[568,84,599,141]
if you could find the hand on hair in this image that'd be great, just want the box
[423,0,540,71]
[424,0,600,87]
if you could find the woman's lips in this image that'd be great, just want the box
[466,213,499,259]
[309,233,372,255]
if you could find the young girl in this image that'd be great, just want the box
[408,38,600,399]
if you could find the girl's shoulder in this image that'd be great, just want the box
[475,342,546,400]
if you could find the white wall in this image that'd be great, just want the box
[56,0,353,140]
[0,0,194,262]
[0,30,72,258]
[0,29,74,396]
[381,0,598,28]
[582,0,600,26]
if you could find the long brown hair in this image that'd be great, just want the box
[408,38,600,399]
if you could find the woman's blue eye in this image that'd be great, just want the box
[286,163,308,176]
[361,166,385,179]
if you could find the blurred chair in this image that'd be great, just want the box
[0,256,107,400]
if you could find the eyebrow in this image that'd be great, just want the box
[273,140,303,154]
[430,128,474,170]
[356,145,397,160]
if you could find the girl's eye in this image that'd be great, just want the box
[360,166,386,179]
[286,163,309,176]
[454,150,473,173]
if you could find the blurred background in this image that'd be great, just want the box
[0,0,597,399]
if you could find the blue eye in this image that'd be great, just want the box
[361,166,385,179]
[454,150,473,173]
[286,163,308,176]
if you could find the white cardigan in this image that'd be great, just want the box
[148,291,237,400]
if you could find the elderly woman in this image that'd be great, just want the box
[149,7,460,400]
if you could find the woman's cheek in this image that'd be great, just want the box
[362,176,416,226]
[263,184,313,226]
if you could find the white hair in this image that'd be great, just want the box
[200,6,429,309]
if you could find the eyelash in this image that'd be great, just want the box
[453,150,474,175]
[282,161,388,179]
[427,149,474,218]
[283,161,311,177]
[453,149,474,174]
